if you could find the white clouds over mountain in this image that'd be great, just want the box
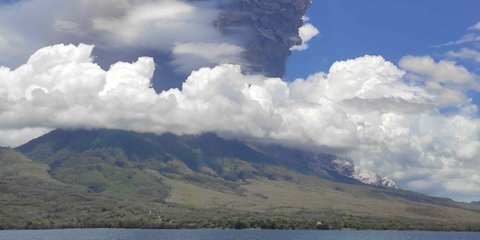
[1,44,479,201]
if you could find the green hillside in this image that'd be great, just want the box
[0,129,479,230]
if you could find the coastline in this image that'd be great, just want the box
[1,220,480,232]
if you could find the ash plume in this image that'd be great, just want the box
[214,0,312,77]
[0,0,312,90]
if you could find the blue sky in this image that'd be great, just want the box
[287,0,480,80]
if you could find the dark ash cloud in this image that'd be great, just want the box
[215,0,311,78]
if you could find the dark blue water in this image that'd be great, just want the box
[0,229,479,240]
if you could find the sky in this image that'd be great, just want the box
[287,0,480,109]
[287,0,480,78]
[0,0,480,202]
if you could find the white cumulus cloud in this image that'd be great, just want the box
[291,23,319,51]
[1,44,480,201]
[399,56,477,85]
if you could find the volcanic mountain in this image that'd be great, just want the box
[1,129,479,230]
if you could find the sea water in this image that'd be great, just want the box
[0,229,479,240]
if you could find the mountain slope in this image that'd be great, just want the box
[0,147,164,229]
[17,129,389,186]
[2,129,480,230]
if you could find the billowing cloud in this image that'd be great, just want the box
[1,44,480,201]
[399,56,479,108]
[291,23,320,51]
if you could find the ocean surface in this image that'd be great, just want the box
[0,229,479,240]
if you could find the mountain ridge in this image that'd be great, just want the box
[17,129,394,188]
[1,128,479,230]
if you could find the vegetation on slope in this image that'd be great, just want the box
[0,129,479,231]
